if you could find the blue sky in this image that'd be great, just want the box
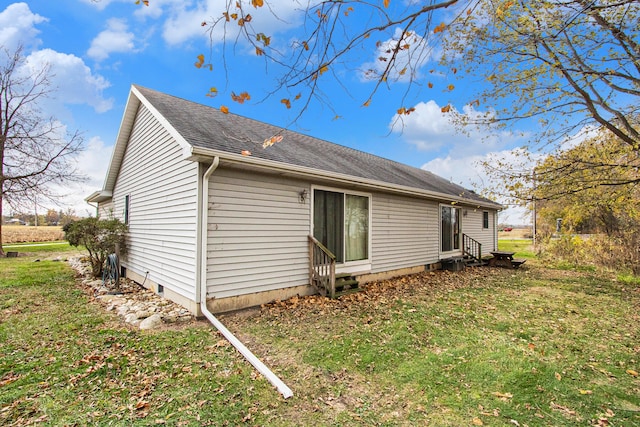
[1,1,530,222]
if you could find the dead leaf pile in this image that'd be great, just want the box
[256,268,508,320]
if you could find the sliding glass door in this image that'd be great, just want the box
[314,189,369,263]
[441,205,461,252]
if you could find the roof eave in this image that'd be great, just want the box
[85,190,113,203]
[188,147,503,210]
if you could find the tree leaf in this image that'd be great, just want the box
[262,135,283,148]
[383,0,390,8]
[220,105,229,114]
[251,0,264,7]
[194,54,205,69]
[231,92,251,104]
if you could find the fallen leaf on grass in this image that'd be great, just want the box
[555,372,562,381]
[550,402,576,416]
[135,400,149,410]
[492,391,513,400]
[0,372,22,387]
[579,389,592,395]
[472,417,483,425]
[626,369,638,377]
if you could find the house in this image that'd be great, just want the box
[86,85,502,315]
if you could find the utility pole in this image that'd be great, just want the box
[532,171,537,248]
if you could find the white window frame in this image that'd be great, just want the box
[439,204,462,256]
[310,185,372,274]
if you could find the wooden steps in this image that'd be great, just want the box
[334,273,361,297]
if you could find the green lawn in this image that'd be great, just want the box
[1,248,639,426]
[498,239,536,258]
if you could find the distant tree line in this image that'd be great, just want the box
[2,209,79,227]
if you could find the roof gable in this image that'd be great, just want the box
[91,84,500,209]
[134,85,499,208]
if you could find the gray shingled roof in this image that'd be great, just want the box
[135,85,499,208]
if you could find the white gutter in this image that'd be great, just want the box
[199,157,293,399]
[187,146,503,211]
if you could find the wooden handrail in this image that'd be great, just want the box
[308,235,336,298]
[462,233,482,263]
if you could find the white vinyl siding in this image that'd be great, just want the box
[112,104,199,300]
[462,208,497,253]
[371,193,439,273]
[97,200,114,219]
[206,168,310,299]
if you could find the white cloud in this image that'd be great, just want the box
[23,49,113,114]
[87,18,137,61]
[0,4,113,115]
[0,2,47,51]
[423,150,534,225]
[77,136,113,186]
[390,100,523,157]
[391,99,534,225]
[78,0,126,11]
[161,0,304,46]
[390,100,515,154]
[43,136,113,217]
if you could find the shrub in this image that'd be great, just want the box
[541,231,640,276]
[64,218,127,278]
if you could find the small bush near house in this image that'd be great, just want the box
[64,218,127,278]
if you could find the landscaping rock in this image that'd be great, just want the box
[68,257,195,330]
[124,313,139,324]
[139,314,163,330]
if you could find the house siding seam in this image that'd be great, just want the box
[206,168,311,299]
[112,104,199,300]
[462,209,497,253]
[370,193,439,273]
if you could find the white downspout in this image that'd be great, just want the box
[199,157,293,399]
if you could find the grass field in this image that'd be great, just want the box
[1,225,65,244]
[1,247,639,426]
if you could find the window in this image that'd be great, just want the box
[483,211,489,229]
[441,205,461,252]
[313,189,369,263]
[124,195,130,225]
